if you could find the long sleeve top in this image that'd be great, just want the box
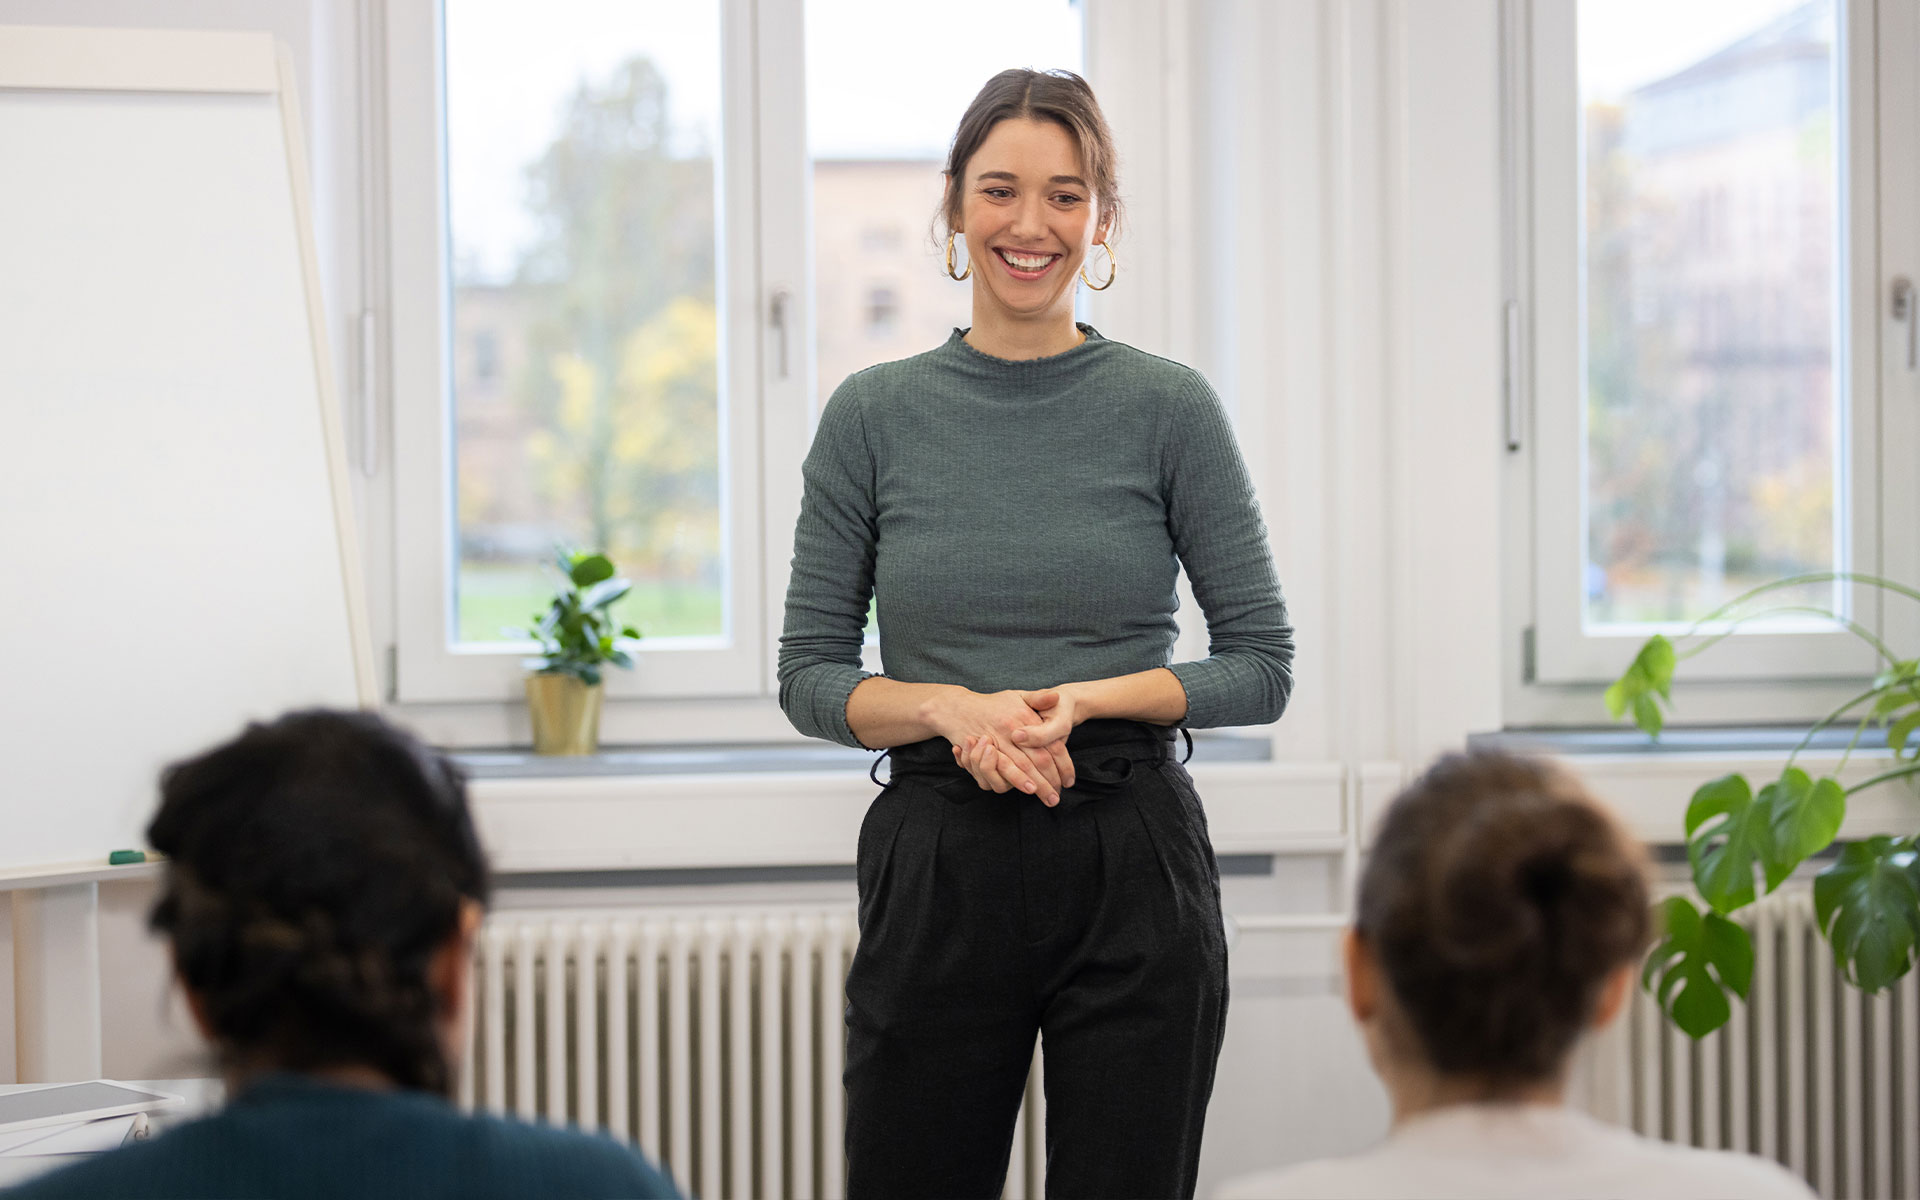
[2,1074,679,1200]
[777,325,1293,748]
[1213,1103,1816,1200]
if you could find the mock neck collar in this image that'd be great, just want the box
[939,324,1108,382]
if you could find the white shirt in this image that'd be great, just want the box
[1215,1104,1816,1200]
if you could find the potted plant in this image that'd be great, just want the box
[1605,571,1920,1037]
[518,549,641,755]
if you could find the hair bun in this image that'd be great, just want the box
[1358,750,1652,1084]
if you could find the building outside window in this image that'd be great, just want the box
[1512,0,1906,705]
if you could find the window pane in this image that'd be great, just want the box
[805,1,1083,413]
[1579,0,1843,628]
[446,1,725,646]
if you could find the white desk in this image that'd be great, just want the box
[0,1079,219,1189]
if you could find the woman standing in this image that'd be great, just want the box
[778,69,1292,1199]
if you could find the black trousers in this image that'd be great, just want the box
[845,719,1230,1200]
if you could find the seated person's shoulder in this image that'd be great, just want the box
[1,1097,678,1200]
[1215,1147,1817,1200]
[1635,1139,1817,1199]
[453,1108,679,1198]
[0,1132,176,1199]
[1214,1158,1377,1200]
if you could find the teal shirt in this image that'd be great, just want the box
[778,326,1294,747]
[2,1075,679,1200]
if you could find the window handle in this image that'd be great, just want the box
[1893,277,1916,370]
[768,288,792,380]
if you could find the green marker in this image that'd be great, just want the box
[108,850,147,865]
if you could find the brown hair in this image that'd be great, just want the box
[1356,750,1652,1085]
[939,68,1122,245]
[149,709,490,1096]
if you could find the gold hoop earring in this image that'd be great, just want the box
[945,232,971,281]
[1079,241,1117,291]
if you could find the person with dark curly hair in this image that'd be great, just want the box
[1218,750,1813,1200]
[3,709,677,1200]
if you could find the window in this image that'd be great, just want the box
[1509,0,1918,709]
[864,285,899,338]
[1579,1,1843,631]
[444,2,727,651]
[804,0,1083,412]
[385,0,1084,706]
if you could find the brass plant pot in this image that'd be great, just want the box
[526,672,604,755]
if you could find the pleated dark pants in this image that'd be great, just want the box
[844,719,1230,1200]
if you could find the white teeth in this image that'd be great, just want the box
[1000,250,1054,271]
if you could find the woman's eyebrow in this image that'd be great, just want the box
[973,170,1089,187]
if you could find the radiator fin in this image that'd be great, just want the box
[1583,887,1920,1200]
[467,907,1044,1200]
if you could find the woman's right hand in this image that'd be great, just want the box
[925,688,1072,806]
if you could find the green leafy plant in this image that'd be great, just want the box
[1609,572,1920,1037]
[516,549,641,687]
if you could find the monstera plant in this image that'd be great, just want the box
[1606,572,1920,1038]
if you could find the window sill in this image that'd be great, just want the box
[452,730,1274,780]
[1472,723,1868,756]
[1463,725,1920,846]
[458,735,1331,875]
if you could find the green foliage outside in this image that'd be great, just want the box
[1609,573,1920,1037]
[458,55,723,642]
[461,563,719,645]
[516,58,719,576]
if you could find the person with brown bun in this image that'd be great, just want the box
[778,68,1292,1199]
[3,710,677,1200]
[1217,751,1814,1200]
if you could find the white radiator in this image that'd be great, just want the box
[460,907,1048,1200]
[1578,887,1920,1200]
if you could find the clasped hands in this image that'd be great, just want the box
[936,687,1082,807]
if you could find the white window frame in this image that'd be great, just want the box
[1504,0,1920,724]
[369,0,1163,729]
[385,0,782,703]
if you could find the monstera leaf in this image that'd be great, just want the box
[1813,837,1920,992]
[1685,774,1772,913]
[1642,895,1753,1038]
[1603,575,1920,1038]
[1605,635,1677,737]
[1762,768,1845,880]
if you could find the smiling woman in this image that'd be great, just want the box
[942,72,1121,359]
[776,68,1295,1200]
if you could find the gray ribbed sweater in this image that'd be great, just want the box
[777,326,1293,749]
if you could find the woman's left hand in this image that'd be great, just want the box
[948,688,1080,798]
[1010,688,1081,773]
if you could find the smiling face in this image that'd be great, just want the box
[952,116,1109,335]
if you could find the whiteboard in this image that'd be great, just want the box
[0,28,375,873]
